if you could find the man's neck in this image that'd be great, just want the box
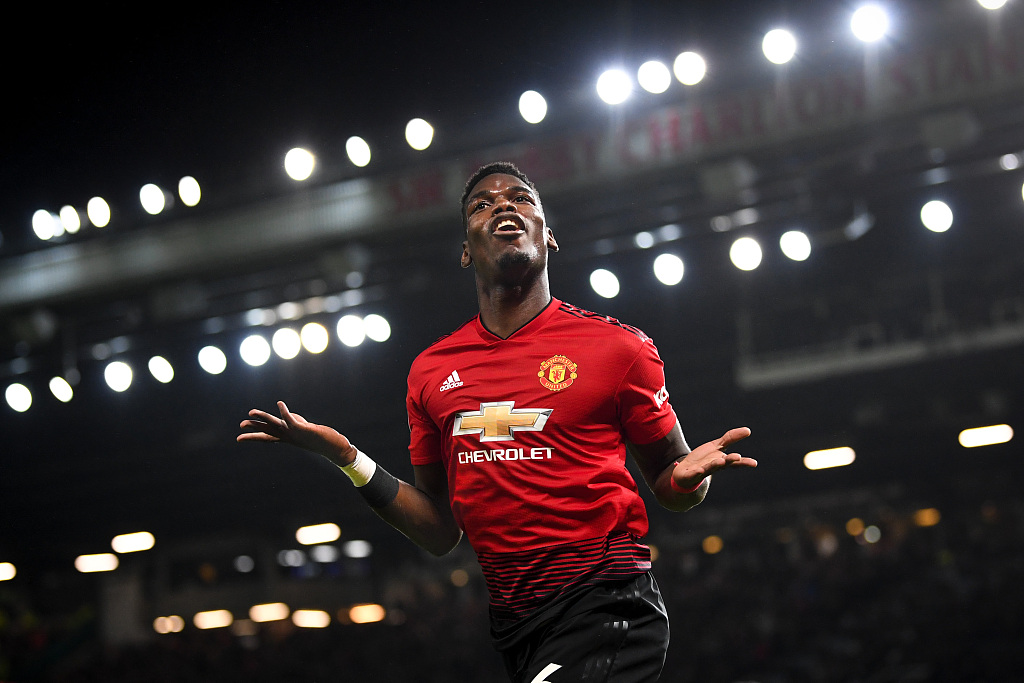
[476,276,552,340]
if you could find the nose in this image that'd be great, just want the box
[492,197,517,214]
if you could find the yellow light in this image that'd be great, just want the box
[349,603,386,624]
[702,535,723,554]
[913,508,941,527]
[300,322,329,354]
[193,609,233,629]
[804,447,856,470]
[958,424,1013,448]
[111,531,155,553]
[292,609,331,628]
[178,176,201,207]
[846,517,865,536]
[249,602,289,622]
[75,553,119,573]
[296,522,340,545]
[0,562,15,581]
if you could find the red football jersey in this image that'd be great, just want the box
[406,298,678,556]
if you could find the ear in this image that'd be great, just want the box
[546,227,559,253]
[461,239,472,268]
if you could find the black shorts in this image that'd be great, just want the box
[496,573,670,683]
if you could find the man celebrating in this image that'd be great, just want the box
[239,162,756,682]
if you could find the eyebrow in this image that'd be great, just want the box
[466,185,536,205]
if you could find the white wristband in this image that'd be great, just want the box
[340,449,377,487]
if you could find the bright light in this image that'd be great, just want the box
[32,210,56,240]
[702,535,724,554]
[250,603,290,623]
[846,518,865,536]
[349,603,386,624]
[148,356,174,383]
[673,51,706,85]
[596,68,633,104]
[296,522,341,545]
[272,328,302,359]
[978,0,1008,9]
[193,610,233,629]
[729,237,763,271]
[5,383,31,412]
[590,269,620,298]
[363,314,391,342]
[310,545,339,562]
[139,184,166,215]
[405,118,434,150]
[60,205,82,234]
[653,253,684,285]
[75,553,119,573]
[804,446,856,470]
[104,361,133,392]
[49,377,74,402]
[293,610,331,628]
[763,29,797,64]
[920,200,953,232]
[519,90,548,123]
[343,540,373,558]
[913,508,941,527]
[0,563,16,581]
[153,615,184,634]
[285,147,316,181]
[959,424,1013,448]
[999,153,1021,170]
[111,531,155,553]
[337,315,366,347]
[634,232,654,249]
[198,346,227,374]
[637,61,671,94]
[178,176,201,206]
[239,335,272,366]
[300,322,329,353]
[863,525,882,543]
[851,5,890,42]
[87,197,111,227]
[277,549,307,567]
[779,230,812,261]
[346,136,372,167]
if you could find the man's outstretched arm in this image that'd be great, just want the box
[628,422,756,512]
[238,401,462,556]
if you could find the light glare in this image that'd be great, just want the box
[920,200,953,232]
[673,52,706,85]
[139,184,166,215]
[239,335,272,366]
[198,346,227,374]
[363,314,391,342]
[978,0,1007,9]
[178,176,201,206]
[60,205,82,234]
[405,118,434,150]
[596,69,633,104]
[337,315,366,347]
[0,563,16,581]
[296,522,341,545]
[104,361,133,392]
[343,540,373,558]
[349,603,386,624]
[653,253,685,285]
[272,328,302,359]
[300,322,329,353]
[49,377,74,402]
[637,61,671,94]
[804,447,856,470]
[851,5,890,42]
[284,147,316,181]
[346,136,372,167]
[148,356,174,383]
[590,269,620,298]
[111,531,155,553]
[32,210,56,240]
[730,237,763,271]
[6,383,32,412]
[958,424,1013,448]
[75,553,119,573]
[779,230,812,261]
[250,603,290,623]
[87,197,111,227]
[763,29,797,64]
[519,90,548,123]
[193,610,233,629]
[293,610,331,628]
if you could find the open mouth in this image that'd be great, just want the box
[491,217,525,236]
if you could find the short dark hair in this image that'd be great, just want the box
[460,162,539,228]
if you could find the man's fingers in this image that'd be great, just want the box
[236,432,280,443]
[717,426,751,448]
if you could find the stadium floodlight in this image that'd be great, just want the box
[959,424,1013,448]
[178,176,201,206]
[672,51,706,85]
[363,314,391,342]
[637,61,672,94]
[49,377,74,402]
[139,184,166,215]
[32,210,56,240]
[272,328,302,359]
[198,346,227,374]
[74,553,119,573]
[978,0,1007,9]
[284,147,316,180]
[293,610,331,628]
[653,253,685,285]
[239,335,272,366]
[343,540,373,558]
[250,603,290,623]
[104,361,133,392]
[148,356,174,383]
[729,237,763,271]
[405,118,434,150]
[346,136,372,167]
[590,269,620,298]
[0,563,15,581]
[5,383,32,412]
[762,29,797,64]
[779,230,812,261]
[920,200,953,232]
[60,205,82,234]
[634,232,655,249]
[804,446,856,470]
[111,531,155,553]
[596,69,633,105]
[337,315,366,347]
[999,153,1021,170]
[851,5,890,42]
[349,603,386,624]
[87,197,111,227]
[300,322,329,353]
[193,610,233,629]
[296,522,341,545]
[519,90,548,123]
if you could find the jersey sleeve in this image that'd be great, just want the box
[615,338,678,445]
[407,370,444,465]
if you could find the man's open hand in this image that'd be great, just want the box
[237,401,355,467]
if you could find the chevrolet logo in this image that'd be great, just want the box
[452,401,552,442]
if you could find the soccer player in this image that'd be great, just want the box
[238,162,756,682]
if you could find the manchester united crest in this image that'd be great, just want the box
[538,355,577,391]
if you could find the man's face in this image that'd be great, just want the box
[461,173,558,280]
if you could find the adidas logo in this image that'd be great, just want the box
[439,370,464,392]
